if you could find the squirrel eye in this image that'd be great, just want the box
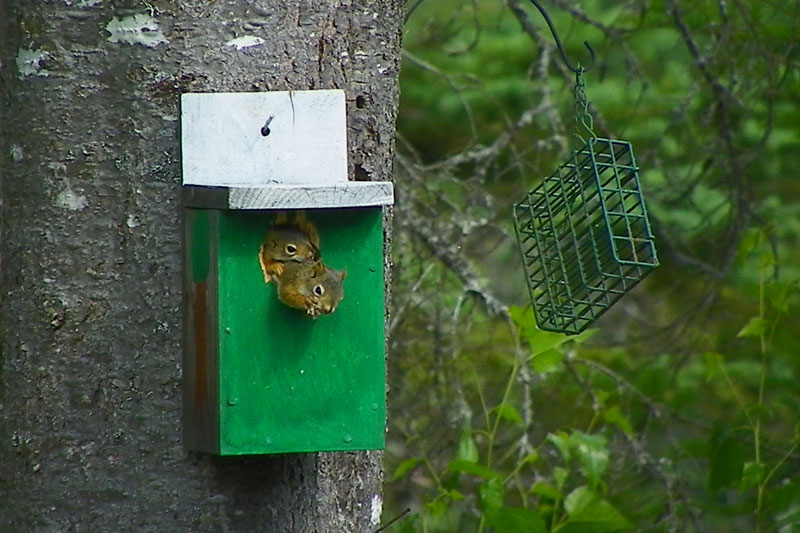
[285,244,297,255]
[313,284,325,296]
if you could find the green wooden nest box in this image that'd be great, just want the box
[180,90,393,454]
[182,201,389,455]
[513,137,659,335]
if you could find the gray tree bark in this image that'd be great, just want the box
[0,1,401,531]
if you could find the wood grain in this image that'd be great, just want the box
[183,182,394,209]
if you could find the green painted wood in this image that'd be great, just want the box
[214,208,385,455]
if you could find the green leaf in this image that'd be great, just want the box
[681,437,709,458]
[773,480,800,527]
[553,467,569,492]
[776,502,800,530]
[509,305,535,330]
[444,489,465,501]
[562,485,598,516]
[529,335,569,358]
[760,251,776,271]
[594,390,610,407]
[494,402,523,424]
[478,477,505,514]
[737,316,767,338]
[702,351,723,382]
[521,451,539,465]
[556,486,632,532]
[740,461,767,491]
[767,281,795,312]
[708,425,745,492]
[485,506,547,533]
[447,460,500,479]
[392,457,423,481]
[571,328,599,345]
[547,432,571,463]
[425,498,448,516]
[532,348,566,374]
[508,305,540,346]
[530,481,562,501]
[738,227,763,258]
[568,431,609,489]
[603,405,633,436]
[510,306,571,356]
[456,427,478,463]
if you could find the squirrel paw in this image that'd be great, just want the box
[269,262,285,278]
[258,254,285,285]
[305,302,322,318]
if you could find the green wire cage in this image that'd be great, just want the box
[513,136,659,335]
[511,1,658,335]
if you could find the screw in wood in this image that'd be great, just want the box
[260,114,275,136]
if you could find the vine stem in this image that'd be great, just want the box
[478,318,525,533]
[755,265,766,531]
[487,317,527,468]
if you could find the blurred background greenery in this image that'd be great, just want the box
[385,0,800,531]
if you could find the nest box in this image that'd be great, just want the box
[181,90,393,455]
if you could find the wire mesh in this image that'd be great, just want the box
[513,137,659,335]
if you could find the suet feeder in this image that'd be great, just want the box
[181,90,393,455]
[512,1,659,335]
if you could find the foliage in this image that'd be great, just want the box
[385,0,800,531]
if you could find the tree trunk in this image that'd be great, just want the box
[0,1,401,530]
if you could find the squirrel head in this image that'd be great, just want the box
[263,225,319,263]
[274,260,346,317]
[309,261,346,315]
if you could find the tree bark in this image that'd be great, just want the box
[0,1,401,530]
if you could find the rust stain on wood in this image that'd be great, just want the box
[193,282,209,416]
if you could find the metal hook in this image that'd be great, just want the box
[527,0,595,73]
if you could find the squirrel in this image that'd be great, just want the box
[258,211,320,283]
[274,260,347,318]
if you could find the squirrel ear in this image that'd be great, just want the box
[340,268,347,281]
[274,211,288,225]
[312,261,326,276]
[292,210,320,249]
